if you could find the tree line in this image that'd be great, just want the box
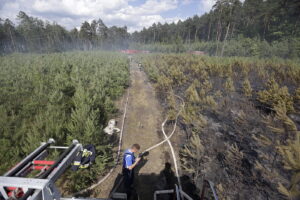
[0,0,299,56]
[132,0,300,44]
[0,11,129,53]
[131,0,300,57]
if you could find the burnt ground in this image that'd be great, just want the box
[92,60,180,199]
[135,56,300,200]
[172,87,296,199]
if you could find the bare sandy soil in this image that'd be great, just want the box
[94,60,173,199]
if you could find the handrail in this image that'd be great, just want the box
[207,180,218,200]
[200,180,219,200]
[175,185,180,199]
[154,180,219,200]
[153,189,174,200]
[179,189,193,200]
[154,184,194,200]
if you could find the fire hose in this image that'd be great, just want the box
[75,67,185,196]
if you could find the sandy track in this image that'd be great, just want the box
[94,60,172,199]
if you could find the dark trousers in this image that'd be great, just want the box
[123,168,134,198]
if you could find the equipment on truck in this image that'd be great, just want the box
[0,138,218,200]
[72,144,96,171]
[0,139,84,200]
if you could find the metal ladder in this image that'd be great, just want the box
[0,139,85,200]
[0,139,218,200]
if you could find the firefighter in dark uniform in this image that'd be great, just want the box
[122,144,141,198]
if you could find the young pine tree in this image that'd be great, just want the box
[224,77,235,93]
[258,78,294,112]
[180,132,204,182]
[272,102,300,199]
[242,78,253,97]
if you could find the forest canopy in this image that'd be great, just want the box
[0,0,299,57]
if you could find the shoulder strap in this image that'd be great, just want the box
[124,152,132,156]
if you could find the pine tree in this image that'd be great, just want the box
[258,78,294,112]
[274,102,300,199]
[214,90,223,99]
[166,91,178,120]
[185,83,200,103]
[203,95,217,109]
[242,78,252,97]
[225,143,244,165]
[202,79,213,93]
[224,77,235,93]
[295,88,300,104]
[180,132,204,182]
[277,134,300,199]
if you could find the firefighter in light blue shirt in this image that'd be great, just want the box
[122,144,141,198]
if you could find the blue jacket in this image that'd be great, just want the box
[123,149,135,169]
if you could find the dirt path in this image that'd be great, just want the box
[96,59,172,199]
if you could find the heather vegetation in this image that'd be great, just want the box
[139,54,300,199]
[0,51,129,192]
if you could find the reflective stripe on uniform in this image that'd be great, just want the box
[125,154,132,168]
[73,161,81,166]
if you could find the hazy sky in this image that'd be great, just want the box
[0,0,217,32]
